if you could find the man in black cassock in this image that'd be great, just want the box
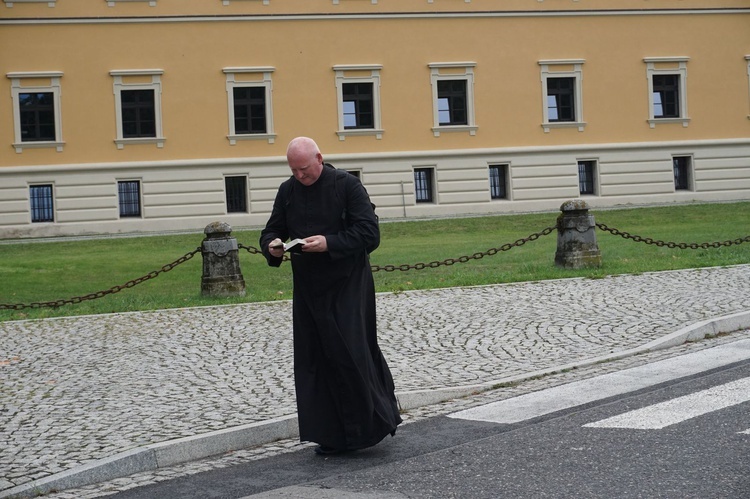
[260,136,401,456]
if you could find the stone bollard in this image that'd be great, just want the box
[201,221,246,297]
[554,200,602,269]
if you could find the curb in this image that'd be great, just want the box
[3,309,749,499]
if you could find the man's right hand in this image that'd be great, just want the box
[268,238,284,258]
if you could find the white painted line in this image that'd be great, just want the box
[448,339,750,424]
[583,377,750,430]
[737,429,750,435]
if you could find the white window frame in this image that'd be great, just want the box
[333,64,383,141]
[745,55,750,120]
[106,0,156,6]
[4,0,56,6]
[7,71,64,153]
[645,57,690,128]
[110,69,164,149]
[539,59,585,133]
[429,62,477,137]
[223,67,276,145]
[222,0,268,5]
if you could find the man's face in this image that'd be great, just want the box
[289,153,324,186]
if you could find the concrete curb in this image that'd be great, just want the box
[3,310,749,499]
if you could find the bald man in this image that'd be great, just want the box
[260,137,401,455]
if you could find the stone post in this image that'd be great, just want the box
[554,200,602,269]
[201,221,246,297]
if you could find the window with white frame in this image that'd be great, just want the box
[224,67,276,145]
[673,156,693,191]
[118,180,142,218]
[110,70,164,149]
[414,167,435,203]
[106,0,157,6]
[645,57,690,128]
[429,62,477,137]
[3,0,57,6]
[745,56,750,119]
[222,0,268,5]
[29,184,54,223]
[489,164,510,200]
[334,65,383,140]
[7,71,64,153]
[539,59,585,133]
[577,160,597,196]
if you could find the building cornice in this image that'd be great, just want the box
[2,8,750,25]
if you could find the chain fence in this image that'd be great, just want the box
[2,220,749,311]
[0,247,201,311]
[595,223,750,249]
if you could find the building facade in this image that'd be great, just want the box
[2,0,749,238]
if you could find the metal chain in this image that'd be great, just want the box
[370,226,556,272]
[596,223,750,249]
[0,247,201,311]
[238,243,290,261]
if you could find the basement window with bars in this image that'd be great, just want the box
[29,184,54,223]
[414,168,435,203]
[578,160,597,196]
[489,164,509,200]
[118,180,142,218]
[225,176,248,213]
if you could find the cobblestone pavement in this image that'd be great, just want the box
[2,264,750,496]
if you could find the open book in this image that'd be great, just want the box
[271,238,306,253]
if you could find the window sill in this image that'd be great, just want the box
[431,125,477,137]
[228,133,276,145]
[336,129,384,141]
[542,121,586,133]
[14,141,64,153]
[115,137,165,150]
[648,118,690,129]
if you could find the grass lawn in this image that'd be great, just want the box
[1,201,748,322]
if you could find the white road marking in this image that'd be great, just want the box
[449,339,750,424]
[583,377,750,429]
[738,429,750,435]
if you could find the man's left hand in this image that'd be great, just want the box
[302,235,328,253]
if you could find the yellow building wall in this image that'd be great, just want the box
[1,3,749,237]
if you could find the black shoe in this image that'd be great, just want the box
[314,445,345,456]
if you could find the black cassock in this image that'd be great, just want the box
[260,164,401,451]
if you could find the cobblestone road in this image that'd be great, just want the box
[2,264,749,494]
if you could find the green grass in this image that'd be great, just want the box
[1,201,748,322]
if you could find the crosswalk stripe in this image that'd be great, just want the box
[740,429,750,435]
[448,340,750,424]
[583,377,750,430]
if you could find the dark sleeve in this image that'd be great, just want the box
[259,181,290,268]
[326,174,380,260]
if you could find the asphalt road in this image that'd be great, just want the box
[105,342,750,499]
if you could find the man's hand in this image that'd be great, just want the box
[268,238,284,258]
[302,235,327,253]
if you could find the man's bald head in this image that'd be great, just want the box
[286,137,324,186]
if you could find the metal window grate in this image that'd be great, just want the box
[673,156,690,190]
[30,184,54,223]
[414,168,433,203]
[118,181,142,217]
[489,164,508,199]
[225,176,248,213]
[578,161,596,195]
